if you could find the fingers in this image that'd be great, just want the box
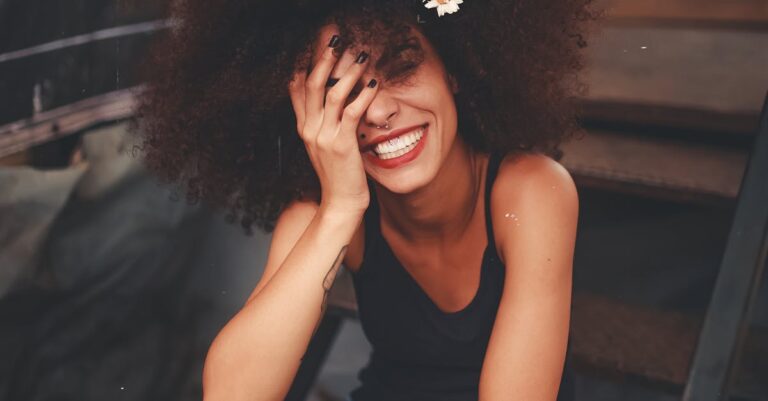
[339,78,379,139]
[291,33,375,150]
[323,50,370,121]
[305,36,341,118]
[288,70,307,134]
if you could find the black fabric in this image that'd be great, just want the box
[349,152,574,401]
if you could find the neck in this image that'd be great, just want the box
[374,138,486,245]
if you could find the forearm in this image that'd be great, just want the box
[202,207,361,401]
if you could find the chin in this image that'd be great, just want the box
[375,177,428,195]
[363,126,445,195]
[367,159,437,195]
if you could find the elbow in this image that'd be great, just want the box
[202,337,229,401]
[202,334,287,401]
[202,335,251,401]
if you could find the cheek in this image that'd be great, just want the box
[406,81,455,115]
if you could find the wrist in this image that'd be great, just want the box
[317,204,365,224]
[314,205,364,243]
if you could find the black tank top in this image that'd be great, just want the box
[349,152,574,401]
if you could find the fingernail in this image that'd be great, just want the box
[367,79,377,88]
[328,35,340,48]
[355,51,369,64]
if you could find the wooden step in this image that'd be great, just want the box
[601,0,768,30]
[579,99,760,141]
[585,26,768,115]
[559,128,748,205]
[571,293,768,398]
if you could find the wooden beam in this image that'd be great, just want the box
[579,99,759,142]
[0,88,137,159]
[601,0,768,30]
[682,93,768,401]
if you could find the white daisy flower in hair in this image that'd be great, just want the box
[423,0,464,17]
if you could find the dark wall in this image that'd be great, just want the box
[0,0,168,125]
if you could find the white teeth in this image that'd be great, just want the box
[377,141,419,160]
[374,128,424,157]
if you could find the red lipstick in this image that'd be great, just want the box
[362,124,429,169]
[359,124,428,153]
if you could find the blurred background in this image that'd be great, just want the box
[1,0,767,400]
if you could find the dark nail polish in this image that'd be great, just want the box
[328,35,340,48]
[355,51,369,64]
[367,79,377,88]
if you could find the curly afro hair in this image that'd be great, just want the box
[133,0,599,233]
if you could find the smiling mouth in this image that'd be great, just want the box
[366,123,428,159]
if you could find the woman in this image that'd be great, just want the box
[135,0,596,400]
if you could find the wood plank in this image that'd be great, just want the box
[571,293,768,398]
[569,292,698,389]
[601,0,768,29]
[0,150,30,166]
[560,129,747,205]
[579,99,759,142]
[586,26,768,114]
[0,88,137,159]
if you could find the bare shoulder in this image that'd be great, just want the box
[489,152,579,263]
[496,152,573,186]
[492,152,577,202]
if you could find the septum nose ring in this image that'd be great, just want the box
[374,120,391,130]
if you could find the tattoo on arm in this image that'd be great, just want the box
[321,245,348,312]
[304,245,349,357]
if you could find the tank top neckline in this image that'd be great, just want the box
[359,152,504,317]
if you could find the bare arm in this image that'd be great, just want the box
[479,154,578,401]
[202,203,362,401]
[204,27,378,401]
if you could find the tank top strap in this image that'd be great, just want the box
[484,152,504,258]
[361,179,382,266]
[365,178,380,226]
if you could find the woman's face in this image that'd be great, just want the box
[308,24,459,195]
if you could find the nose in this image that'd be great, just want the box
[363,88,398,129]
